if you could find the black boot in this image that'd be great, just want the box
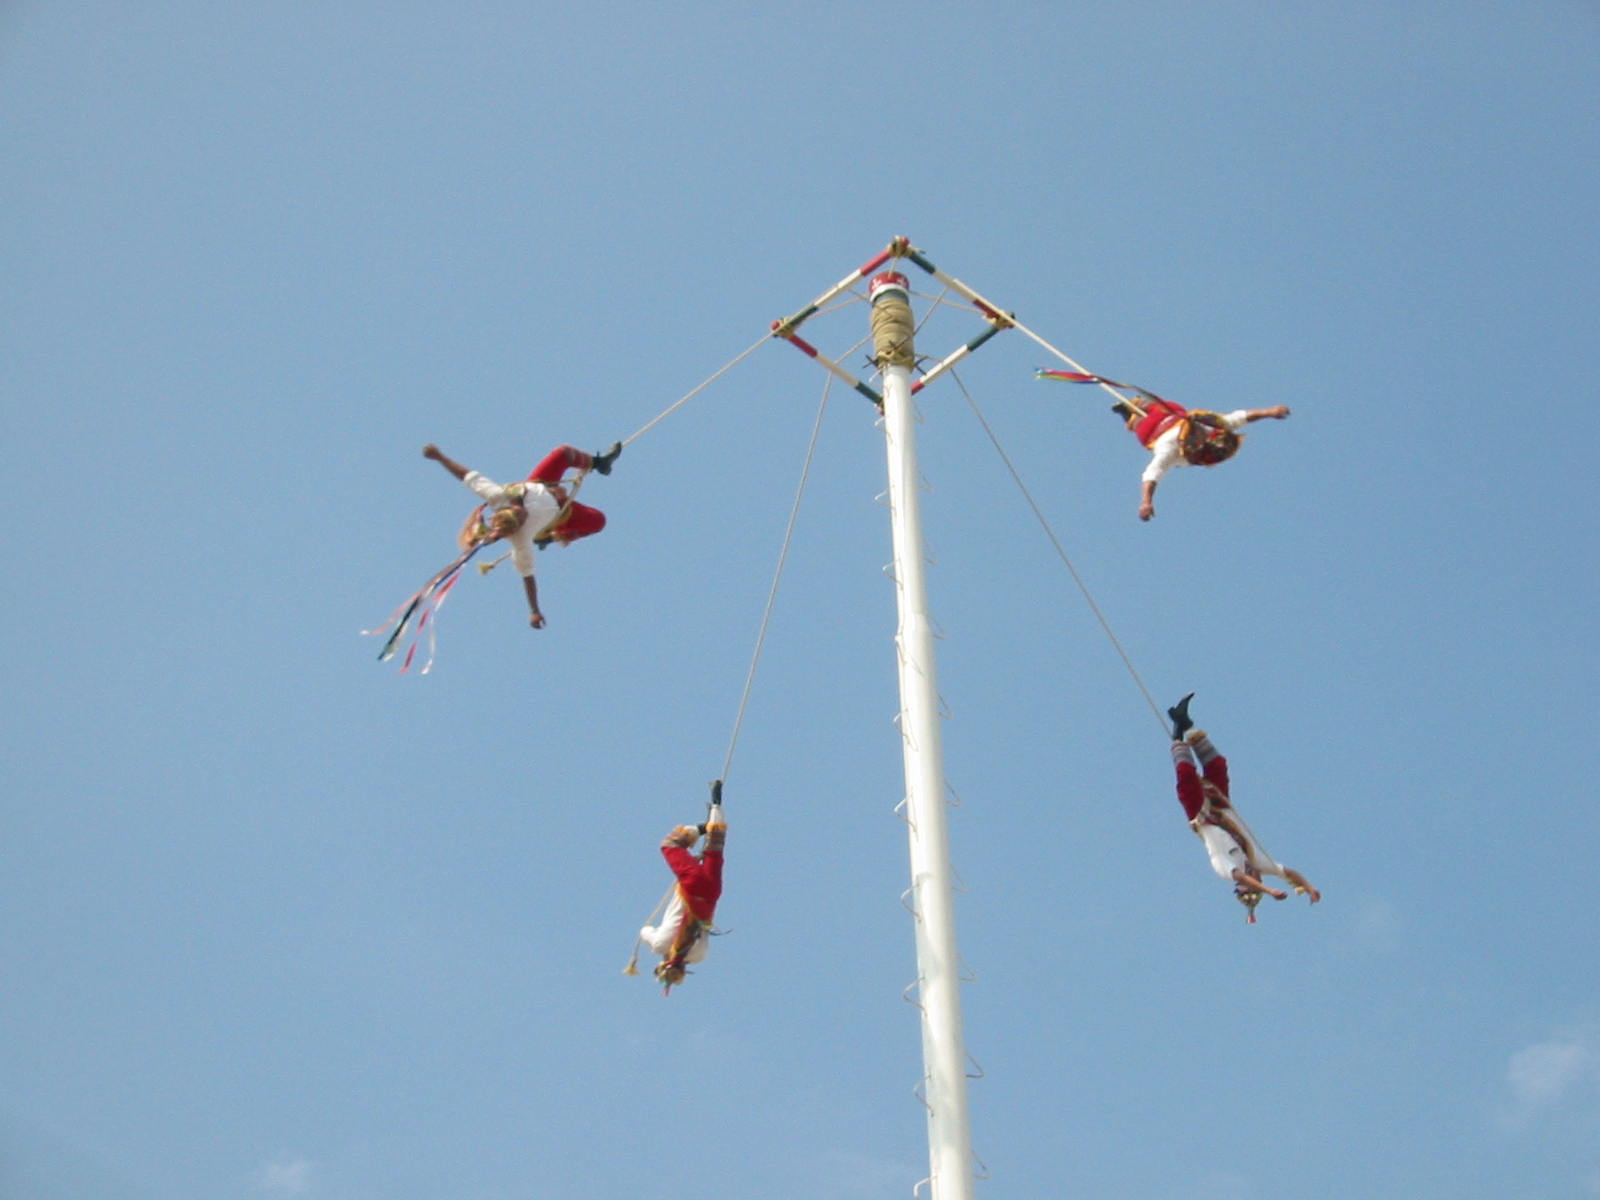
[1167,692,1195,740]
[709,779,723,807]
[1111,401,1135,421]
[592,441,622,475]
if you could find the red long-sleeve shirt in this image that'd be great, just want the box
[660,842,723,924]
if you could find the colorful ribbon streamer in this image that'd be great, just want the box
[1034,368,1169,407]
[363,541,485,674]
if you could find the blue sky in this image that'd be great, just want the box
[3,3,1597,1198]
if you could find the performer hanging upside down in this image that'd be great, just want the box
[636,781,726,993]
[422,441,620,629]
[1111,396,1290,521]
[1166,694,1320,922]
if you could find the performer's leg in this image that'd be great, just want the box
[1172,740,1204,821]
[1186,729,1231,801]
[1167,693,1195,740]
[527,445,592,484]
[699,850,723,900]
[1187,728,1218,761]
[702,790,726,900]
[548,501,606,543]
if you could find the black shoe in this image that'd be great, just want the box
[534,536,552,551]
[1167,692,1195,740]
[592,441,622,475]
[710,779,723,807]
[1111,401,1134,421]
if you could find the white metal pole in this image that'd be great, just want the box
[880,354,975,1200]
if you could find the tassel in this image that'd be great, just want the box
[623,932,648,976]
[624,886,675,979]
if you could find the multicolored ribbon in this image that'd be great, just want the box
[1034,368,1170,408]
[363,540,485,674]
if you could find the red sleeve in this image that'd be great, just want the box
[660,844,700,884]
[1175,760,1204,822]
[661,846,723,921]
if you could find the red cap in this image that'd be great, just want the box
[868,271,910,303]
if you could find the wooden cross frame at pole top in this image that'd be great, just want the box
[773,238,1026,1200]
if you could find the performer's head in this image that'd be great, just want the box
[487,505,527,541]
[1195,431,1241,465]
[1185,425,1242,467]
[1234,882,1264,920]
[655,961,687,989]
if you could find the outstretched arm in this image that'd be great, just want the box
[1282,867,1320,903]
[1139,443,1179,520]
[1139,478,1158,522]
[521,575,545,629]
[423,444,472,482]
[1242,405,1291,423]
[1232,868,1288,901]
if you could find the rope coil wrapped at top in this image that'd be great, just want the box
[869,272,916,369]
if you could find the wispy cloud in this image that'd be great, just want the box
[1510,1038,1593,1109]
[256,1155,315,1196]
[1500,1025,1600,1128]
[1353,897,1403,952]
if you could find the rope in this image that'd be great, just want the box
[618,333,826,976]
[622,883,677,975]
[951,370,1170,739]
[718,377,832,783]
[914,284,951,338]
[870,292,916,368]
[620,331,773,448]
[1011,319,1134,409]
